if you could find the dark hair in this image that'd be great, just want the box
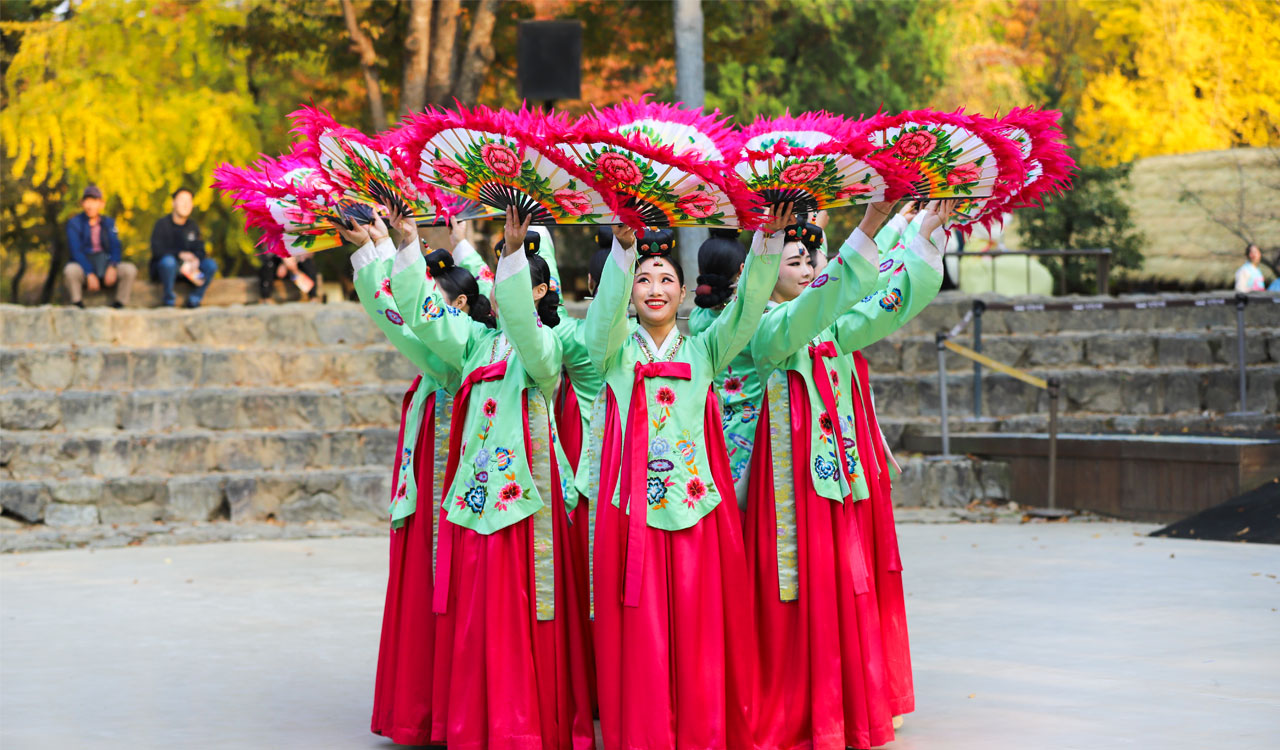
[172,187,193,199]
[423,248,495,328]
[694,233,747,308]
[595,226,613,250]
[526,250,560,327]
[1245,243,1260,258]
[587,248,610,295]
[635,227,684,286]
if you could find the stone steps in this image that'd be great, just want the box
[862,328,1279,374]
[2,467,390,526]
[1,426,398,481]
[868,363,1279,417]
[1,384,406,433]
[1,344,417,392]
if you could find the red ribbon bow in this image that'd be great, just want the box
[433,360,509,614]
[620,360,692,607]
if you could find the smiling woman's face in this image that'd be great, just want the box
[631,256,685,328]
[772,241,814,302]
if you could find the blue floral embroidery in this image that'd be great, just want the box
[445,305,461,316]
[381,309,405,326]
[810,273,835,289]
[649,436,671,457]
[646,477,668,506]
[459,485,487,514]
[721,404,736,428]
[474,448,491,469]
[814,454,837,480]
[477,470,489,483]
[740,402,758,424]
[728,433,753,452]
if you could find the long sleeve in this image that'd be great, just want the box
[873,214,909,254]
[352,236,454,384]
[67,218,90,274]
[104,217,123,265]
[700,229,785,374]
[750,227,880,370]
[493,251,564,398]
[187,221,206,261]
[387,239,483,377]
[585,236,637,371]
[831,228,945,354]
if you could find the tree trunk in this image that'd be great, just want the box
[38,186,67,305]
[453,0,502,105]
[400,0,433,116]
[674,0,706,286]
[340,0,388,131]
[426,0,461,106]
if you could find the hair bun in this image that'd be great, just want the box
[708,227,740,240]
[423,247,456,271]
[637,227,676,257]
[785,221,825,253]
[693,272,734,309]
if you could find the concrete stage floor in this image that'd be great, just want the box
[2,522,1277,749]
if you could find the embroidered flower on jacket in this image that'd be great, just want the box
[496,481,523,510]
[647,458,675,473]
[422,298,444,319]
[818,413,834,436]
[494,447,513,471]
[723,375,744,395]
[720,404,736,428]
[474,448,491,468]
[649,436,671,457]
[878,288,904,312]
[477,471,489,483]
[482,398,498,418]
[684,476,708,507]
[374,278,393,299]
[676,434,699,474]
[728,433,753,452]
[740,402,758,424]
[458,485,487,514]
[810,273,832,289]
[656,387,677,406]
[879,258,894,273]
[381,309,405,326]
[814,454,837,480]
[647,476,669,506]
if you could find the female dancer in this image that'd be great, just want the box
[373,207,592,749]
[746,200,953,750]
[586,205,792,750]
[339,216,461,745]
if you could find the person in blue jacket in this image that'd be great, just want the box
[63,184,138,308]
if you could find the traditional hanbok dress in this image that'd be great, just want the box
[353,236,457,745]
[745,224,945,750]
[586,229,782,750]
[380,239,593,750]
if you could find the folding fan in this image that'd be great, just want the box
[593,97,740,165]
[560,106,764,230]
[213,152,352,259]
[733,112,915,215]
[397,104,624,225]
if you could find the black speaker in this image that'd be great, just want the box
[518,20,582,102]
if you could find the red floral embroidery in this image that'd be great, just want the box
[818,412,834,436]
[433,157,468,186]
[482,398,498,418]
[723,375,744,396]
[684,476,707,507]
[893,130,938,160]
[596,152,643,185]
[677,190,717,218]
[780,161,823,184]
[499,482,522,505]
[656,387,677,406]
[553,188,593,216]
[374,278,392,299]
[481,143,521,177]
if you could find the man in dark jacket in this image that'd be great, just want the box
[64,185,138,308]
[149,187,218,308]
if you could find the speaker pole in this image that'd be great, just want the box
[674,0,708,295]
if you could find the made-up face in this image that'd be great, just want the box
[773,241,814,302]
[632,256,685,328]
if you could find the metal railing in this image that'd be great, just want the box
[945,248,1113,295]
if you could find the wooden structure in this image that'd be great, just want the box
[904,433,1280,523]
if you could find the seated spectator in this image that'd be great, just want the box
[1269,251,1280,292]
[258,252,320,302]
[150,188,218,308]
[63,184,138,308]
[1234,243,1266,293]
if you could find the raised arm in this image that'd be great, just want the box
[493,210,563,398]
[585,227,638,372]
[749,225,882,370]
[699,204,796,373]
[831,202,953,354]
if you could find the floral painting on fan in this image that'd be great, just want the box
[213,154,353,259]
[399,104,622,225]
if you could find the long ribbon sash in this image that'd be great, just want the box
[852,351,903,572]
[620,361,692,608]
[389,374,424,513]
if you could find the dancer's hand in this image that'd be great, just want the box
[367,214,390,244]
[332,219,370,247]
[448,216,467,251]
[858,200,895,237]
[764,201,796,235]
[501,206,533,257]
[612,224,636,250]
[919,199,958,237]
[386,205,418,248]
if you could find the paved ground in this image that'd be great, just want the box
[2,522,1277,749]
